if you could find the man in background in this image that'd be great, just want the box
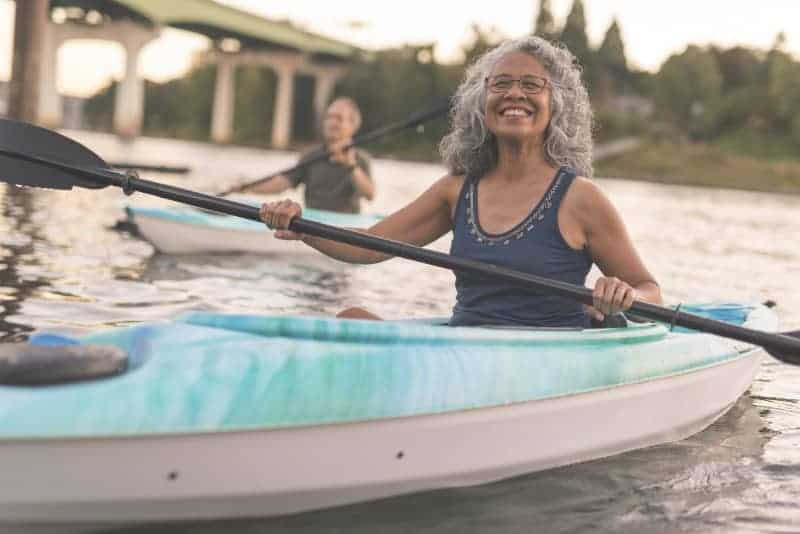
[239,97,375,214]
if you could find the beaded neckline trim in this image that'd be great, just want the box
[466,169,565,246]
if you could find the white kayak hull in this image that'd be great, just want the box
[126,205,382,256]
[0,348,760,533]
[132,212,313,256]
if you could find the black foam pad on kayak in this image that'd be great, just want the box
[0,343,128,386]
[590,313,629,329]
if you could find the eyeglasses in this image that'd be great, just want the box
[485,75,551,95]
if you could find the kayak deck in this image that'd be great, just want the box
[0,303,776,531]
[0,304,774,439]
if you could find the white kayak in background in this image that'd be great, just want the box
[124,204,383,255]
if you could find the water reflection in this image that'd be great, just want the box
[141,252,359,315]
[0,185,49,341]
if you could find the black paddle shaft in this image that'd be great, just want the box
[0,117,798,365]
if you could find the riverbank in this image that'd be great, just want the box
[595,141,800,194]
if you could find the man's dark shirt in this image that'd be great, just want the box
[286,149,373,214]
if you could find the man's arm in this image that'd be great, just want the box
[350,164,375,200]
[328,142,375,202]
[242,175,293,195]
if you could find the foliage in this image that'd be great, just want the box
[533,0,557,42]
[83,81,115,131]
[597,19,627,75]
[559,0,590,65]
[654,46,723,139]
[595,141,800,194]
[594,18,629,103]
[230,66,274,146]
[712,46,762,93]
[460,24,507,67]
[766,49,800,126]
[593,110,648,143]
[142,63,215,141]
[335,44,460,160]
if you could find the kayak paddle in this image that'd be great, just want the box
[109,162,190,174]
[0,118,799,365]
[219,98,450,196]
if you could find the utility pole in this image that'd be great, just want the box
[8,0,50,122]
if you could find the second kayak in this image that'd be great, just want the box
[125,204,383,255]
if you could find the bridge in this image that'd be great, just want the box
[38,0,361,147]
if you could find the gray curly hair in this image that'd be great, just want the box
[439,35,594,178]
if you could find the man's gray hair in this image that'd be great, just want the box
[439,35,593,178]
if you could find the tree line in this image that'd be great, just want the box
[84,0,800,161]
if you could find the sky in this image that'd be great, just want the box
[1,0,799,97]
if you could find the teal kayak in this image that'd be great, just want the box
[125,204,382,254]
[0,303,777,531]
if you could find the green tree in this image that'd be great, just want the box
[597,18,627,77]
[83,81,116,131]
[594,18,628,102]
[461,24,506,67]
[230,66,275,146]
[792,112,800,148]
[559,0,595,90]
[766,49,800,127]
[712,46,762,94]
[655,46,723,138]
[559,0,591,65]
[143,63,215,141]
[335,43,457,159]
[533,0,557,41]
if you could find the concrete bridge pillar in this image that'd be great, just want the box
[211,58,236,143]
[271,64,295,149]
[312,68,344,125]
[111,21,160,137]
[38,21,63,128]
[37,18,158,135]
[113,40,146,137]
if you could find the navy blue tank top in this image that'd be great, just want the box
[449,167,593,328]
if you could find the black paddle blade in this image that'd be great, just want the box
[766,331,800,365]
[0,118,110,190]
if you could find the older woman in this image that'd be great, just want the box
[260,35,662,326]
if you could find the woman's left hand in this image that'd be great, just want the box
[586,276,636,321]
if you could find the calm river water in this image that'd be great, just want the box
[3,130,800,533]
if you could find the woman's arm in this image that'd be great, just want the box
[262,175,461,264]
[565,178,663,319]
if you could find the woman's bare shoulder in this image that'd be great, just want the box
[429,173,466,202]
[565,176,612,210]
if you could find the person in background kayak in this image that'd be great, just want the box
[235,97,375,214]
[260,36,663,327]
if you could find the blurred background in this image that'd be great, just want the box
[3,0,800,192]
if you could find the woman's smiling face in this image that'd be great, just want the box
[484,51,553,143]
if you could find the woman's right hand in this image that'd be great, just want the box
[259,199,304,240]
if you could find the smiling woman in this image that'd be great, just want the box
[260,35,663,327]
